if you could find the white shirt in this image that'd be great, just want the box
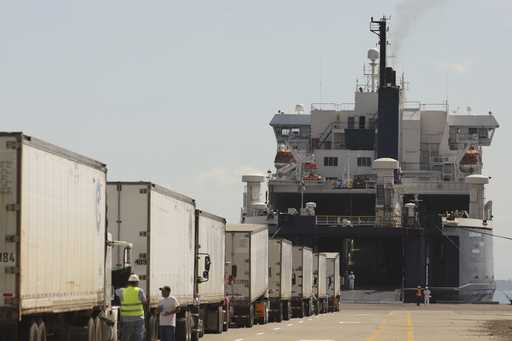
[159,296,179,326]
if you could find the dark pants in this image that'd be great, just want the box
[416,296,422,306]
[159,325,175,341]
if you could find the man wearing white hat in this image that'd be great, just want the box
[116,274,147,341]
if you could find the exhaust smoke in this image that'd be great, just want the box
[391,0,447,56]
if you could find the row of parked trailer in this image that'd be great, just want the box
[0,133,340,341]
[226,224,341,329]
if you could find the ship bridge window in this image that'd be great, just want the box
[468,128,478,135]
[357,157,372,167]
[478,128,488,138]
[324,157,338,167]
[281,128,290,136]
[291,128,301,135]
[348,117,355,129]
[359,116,366,129]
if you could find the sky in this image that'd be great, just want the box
[1,0,511,279]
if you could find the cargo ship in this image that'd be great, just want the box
[240,17,499,303]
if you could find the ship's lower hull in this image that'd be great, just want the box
[439,225,495,303]
[405,224,495,304]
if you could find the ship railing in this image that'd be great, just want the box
[402,101,449,112]
[400,180,470,193]
[311,103,355,112]
[316,215,376,226]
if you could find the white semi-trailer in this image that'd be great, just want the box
[325,253,341,312]
[268,239,293,322]
[313,253,328,314]
[195,210,227,334]
[225,224,268,327]
[0,133,130,341]
[291,246,313,318]
[107,182,206,341]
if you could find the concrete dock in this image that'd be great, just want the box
[204,304,512,341]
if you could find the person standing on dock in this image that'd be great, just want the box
[348,271,356,290]
[159,286,179,341]
[424,286,431,305]
[117,274,147,341]
[415,285,423,306]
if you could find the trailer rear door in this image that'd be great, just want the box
[0,135,20,319]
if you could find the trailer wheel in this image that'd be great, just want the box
[29,322,39,341]
[88,318,96,341]
[102,319,115,341]
[275,303,283,322]
[94,317,103,341]
[298,300,305,318]
[246,305,254,328]
[38,321,47,341]
[222,306,229,332]
[283,301,291,321]
[215,305,223,333]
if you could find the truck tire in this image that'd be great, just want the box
[261,302,269,325]
[298,300,305,318]
[216,305,223,333]
[283,301,291,321]
[102,319,115,341]
[37,321,47,341]
[275,303,283,322]
[186,310,193,341]
[94,317,103,341]
[88,318,96,341]
[222,306,229,332]
[29,322,39,341]
[246,306,254,328]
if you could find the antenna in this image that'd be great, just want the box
[370,16,388,89]
[319,57,323,102]
[367,48,379,92]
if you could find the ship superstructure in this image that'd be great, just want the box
[241,17,499,303]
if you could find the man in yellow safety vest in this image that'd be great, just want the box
[116,274,147,341]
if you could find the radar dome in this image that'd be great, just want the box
[367,48,379,62]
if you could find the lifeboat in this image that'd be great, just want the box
[460,146,480,173]
[274,149,295,167]
[303,173,322,181]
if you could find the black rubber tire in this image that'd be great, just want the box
[94,317,103,341]
[29,322,39,341]
[246,306,254,328]
[283,301,291,321]
[261,302,269,325]
[299,300,305,318]
[223,305,229,332]
[215,305,223,333]
[102,318,115,341]
[186,311,193,341]
[275,303,283,323]
[87,318,96,341]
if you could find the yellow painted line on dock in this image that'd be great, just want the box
[407,312,415,341]
[366,315,388,341]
